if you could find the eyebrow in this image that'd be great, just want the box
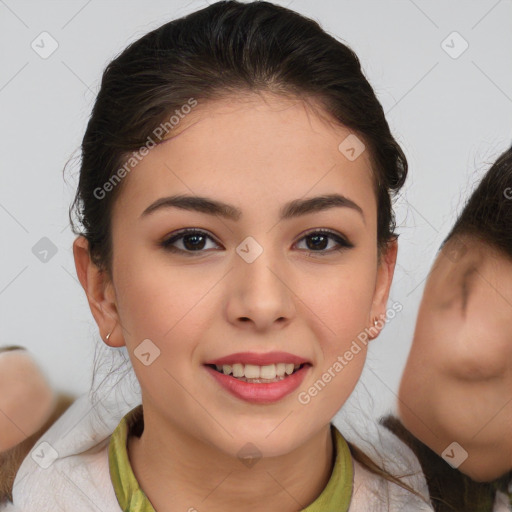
[140,193,365,223]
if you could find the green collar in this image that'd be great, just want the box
[109,405,353,511]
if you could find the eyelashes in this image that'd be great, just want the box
[160,228,354,257]
[295,229,353,254]
[161,229,218,254]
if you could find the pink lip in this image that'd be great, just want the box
[204,351,310,366]
[204,364,311,404]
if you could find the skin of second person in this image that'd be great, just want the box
[399,233,512,482]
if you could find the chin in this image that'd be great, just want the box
[215,426,310,461]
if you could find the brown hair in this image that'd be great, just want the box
[441,145,512,258]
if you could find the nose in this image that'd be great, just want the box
[226,248,296,332]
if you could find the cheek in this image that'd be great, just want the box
[415,301,511,381]
[325,262,376,321]
[456,316,511,379]
[112,260,213,403]
[297,260,377,360]
[412,292,463,360]
[113,250,218,343]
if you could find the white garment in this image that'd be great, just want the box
[342,418,434,512]
[0,503,21,512]
[8,390,136,511]
[494,491,512,512]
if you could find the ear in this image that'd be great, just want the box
[368,237,398,340]
[73,236,124,348]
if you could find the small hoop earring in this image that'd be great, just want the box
[105,320,118,342]
[373,317,379,327]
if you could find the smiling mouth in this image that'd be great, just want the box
[205,362,310,383]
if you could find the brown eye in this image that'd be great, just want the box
[295,230,353,256]
[161,229,221,254]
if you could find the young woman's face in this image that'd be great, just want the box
[102,93,394,457]
[399,235,512,480]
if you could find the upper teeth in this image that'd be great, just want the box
[215,363,301,379]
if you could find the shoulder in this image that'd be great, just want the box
[13,434,118,511]
[349,456,434,512]
[10,392,139,512]
[333,417,434,511]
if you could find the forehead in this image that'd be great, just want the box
[113,93,376,224]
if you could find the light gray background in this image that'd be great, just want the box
[1,0,511,422]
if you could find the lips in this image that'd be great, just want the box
[204,351,311,366]
[204,363,311,404]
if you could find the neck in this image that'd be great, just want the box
[128,411,336,512]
